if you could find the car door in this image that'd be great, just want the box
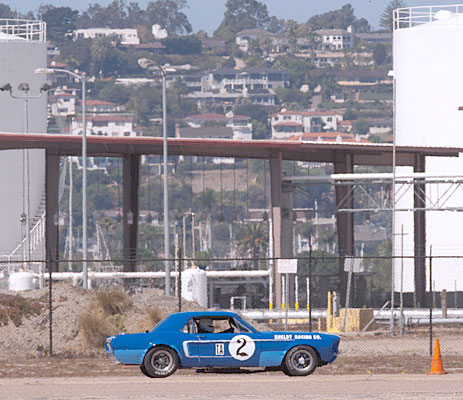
[195,317,261,368]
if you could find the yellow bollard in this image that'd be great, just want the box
[327,291,333,332]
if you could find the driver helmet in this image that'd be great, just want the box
[198,318,214,333]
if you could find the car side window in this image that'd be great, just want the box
[193,317,236,334]
[181,319,195,334]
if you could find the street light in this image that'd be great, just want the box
[137,57,171,295]
[0,82,50,262]
[35,67,89,288]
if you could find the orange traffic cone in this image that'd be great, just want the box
[427,338,447,375]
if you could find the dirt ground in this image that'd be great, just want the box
[4,374,463,400]
[1,283,462,379]
[1,353,462,379]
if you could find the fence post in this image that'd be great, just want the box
[178,247,182,313]
[429,246,433,357]
[308,247,312,332]
[47,250,53,357]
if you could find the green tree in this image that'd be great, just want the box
[0,3,16,18]
[171,77,189,117]
[78,0,131,28]
[214,0,270,38]
[90,37,119,76]
[308,4,357,30]
[161,35,202,54]
[318,228,337,253]
[380,0,407,31]
[343,109,358,121]
[146,0,192,35]
[59,39,92,72]
[353,119,371,135]
[38,6,79,44]
[235,223,268,269]
[222,56,236,68]
[99,82,131,104]
[372,43,388,65]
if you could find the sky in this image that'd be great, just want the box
[8,0,463,32]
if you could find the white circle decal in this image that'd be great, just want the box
[228,335,255,361]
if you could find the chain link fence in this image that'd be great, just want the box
[1,254,463,362]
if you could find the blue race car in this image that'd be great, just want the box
[105,311,340,378]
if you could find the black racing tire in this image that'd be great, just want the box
[282,346,318,377]
[139,365,153,378]
[142,346,179,378]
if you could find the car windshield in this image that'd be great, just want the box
[235,315,259,332]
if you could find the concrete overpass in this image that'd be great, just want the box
[1,132,460,307]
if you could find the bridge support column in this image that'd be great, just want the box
[123,155,140,272]
[282,180,295,308]
[45,151,60,272]
[334,153,354,304]
[414,154,426,307]
[270,154,283,308]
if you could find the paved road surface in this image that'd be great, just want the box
[2,373,463,399]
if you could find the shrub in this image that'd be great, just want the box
[95,289,131,315]
[78,310,113,348]
[0,294,43,327]
[137,307,165,332]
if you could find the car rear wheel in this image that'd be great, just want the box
[282,346,318,376]
[142,346,179,378]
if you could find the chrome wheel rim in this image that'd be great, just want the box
[290,349,314,372]
[150,350,174,373]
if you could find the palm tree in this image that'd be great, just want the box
[318,227,337,253]
[171,77,188,117]
[90,36,117,76]
[235,223,269,269]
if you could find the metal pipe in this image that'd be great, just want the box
[82,72,88,289]
[40,269,271,280]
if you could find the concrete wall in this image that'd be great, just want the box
[0,40,47,255]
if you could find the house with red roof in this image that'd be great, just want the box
[270,109,343,139]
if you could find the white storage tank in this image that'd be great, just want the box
[0,20,47,261]
[393,5,463,292]
[9,271,36,291]
[181,267,208,308]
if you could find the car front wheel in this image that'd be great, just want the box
[282,346,318,376]
[142,346,179,378]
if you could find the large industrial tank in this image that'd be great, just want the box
[181,267,208,307]
[0,20,47,260]
[393,5,463,292]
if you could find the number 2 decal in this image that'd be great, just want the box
[229,335,255,361]
[236,338,248,357]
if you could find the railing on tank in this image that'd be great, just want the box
[394,4,463,30]
[0,19,46,41]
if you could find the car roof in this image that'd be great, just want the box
[155,311,255,332]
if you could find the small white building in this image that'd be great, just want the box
[49,87,78,117]
[270,110,343,139]
[74,28,140,45]
[183,112,252,140]
[314,29,354,51]
[72,113,138,137]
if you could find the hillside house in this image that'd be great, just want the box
[270,110,343,139]
[73,28,140,45]
[314,29,354,51]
